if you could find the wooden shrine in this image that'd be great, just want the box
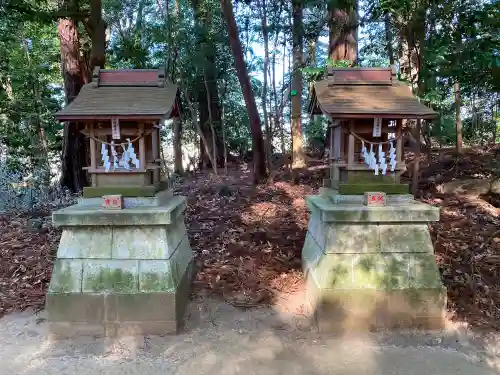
[309,66,437,195]
[56,67,180,198]
[302,67,446,333]
[47,68,194,338]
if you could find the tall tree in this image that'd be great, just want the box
[59,0,106,192]
[89,0,106,69]
[384,12,394,65]
[171,0,184,174]
[291,0,306,172]
[58,15,89,192]
[257,0,273,174]
[328,0,358,63]
[192,0,224,169]
[455,82,463,153]
[220,0,266,182]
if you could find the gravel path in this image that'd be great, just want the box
[1,298,499,375]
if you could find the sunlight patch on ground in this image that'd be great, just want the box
[17,340,52,374]
[247,202,278,219]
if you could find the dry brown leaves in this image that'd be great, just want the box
[177,168,322,307]
[1,149,500,332]
[0,216,60,318]
[418,148,500,330]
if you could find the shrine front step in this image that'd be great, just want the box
[82,179,172,198]
[77,189,173,208]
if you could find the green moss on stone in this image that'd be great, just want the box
[53,265,74,293]
[352,254,378,288]
[141,272,173,292]
[379,225,434,253]
[86,268,136,292]
[409,253,443,288]
[342,171,398,184]
[349,254,410,290]
[318,255,353,288]
[379,255,410,289]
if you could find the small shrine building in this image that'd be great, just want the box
[309,66,436,195]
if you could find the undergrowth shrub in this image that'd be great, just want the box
[0,162,76,215]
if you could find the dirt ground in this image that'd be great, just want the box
[1,293,500,375]
[1,147,500,351]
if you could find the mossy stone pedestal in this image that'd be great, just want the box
[302,189,446,333]
[46,190,194,338]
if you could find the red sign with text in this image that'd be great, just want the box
[364,192,386,206]
[102,195,124,209]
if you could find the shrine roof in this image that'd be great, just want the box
[55,69,178,121]
[310,68,438,119]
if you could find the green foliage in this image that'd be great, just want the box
[301,59,356,83]
[1,0,499,182]
[304,116,327,152]
[0,16,62,173]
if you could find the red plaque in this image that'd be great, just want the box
[364,192,386,206]
[102,195,124,209]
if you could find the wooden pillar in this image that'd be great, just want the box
[396,118,403,165]
[89,122,97,186]
[139,122,146,171]
[329,125,334,159]
[172,116,183,174]
[151,124,160,183]
[411,119,421,196]
[339,124,345,162]
[347,120,355,168]
[333,126,341,160]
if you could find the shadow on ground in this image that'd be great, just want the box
[1,297,500,375]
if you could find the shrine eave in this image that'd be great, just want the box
[317,108,439,120]
[56,113,170,121]
[55,81,179,122]
[311,75,439,120]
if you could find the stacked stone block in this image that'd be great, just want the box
[302,194,446,333]
[46,194,194,337]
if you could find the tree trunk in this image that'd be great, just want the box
[220,0,266,183]
[168,0,182,81]
[328,0,358,63]
[173,116,184,174]
[455,82,463,153]
[270,18,282,156]
[197,78,223,170]
[398,27,420,92]
[203,72,218,175]
[198,88,213,169]
[89,0,106,70]
[384,12,394,65]
[58,18,90,193]
[291,0,306,172]
[182,86,217,171]
[192,0,224,169]
[279,40,287,154]
[258,0,273,174]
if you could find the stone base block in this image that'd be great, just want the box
[47,262,194,338]
[310,286,446,333]
[302,194,446,333]
[46,194,194,338]
[77,189,173,209]
[48,321,179,338]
